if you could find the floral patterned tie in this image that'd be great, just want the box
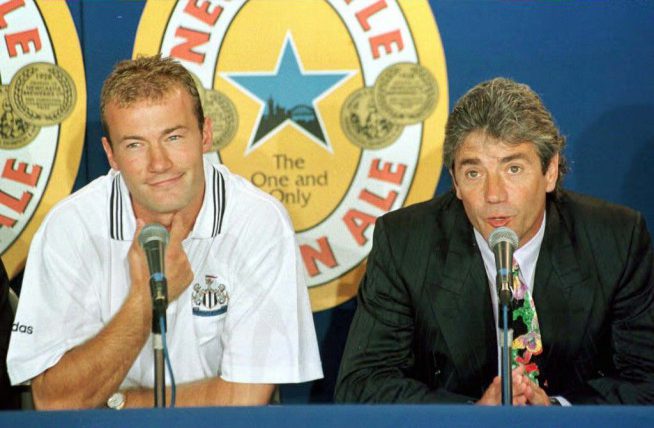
[511,259,542,385]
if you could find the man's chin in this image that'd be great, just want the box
[137,201,186,220]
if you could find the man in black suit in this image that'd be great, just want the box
[335,78,654,405]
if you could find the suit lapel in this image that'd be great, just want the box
[425,203,497,393]
[533,198,593,381]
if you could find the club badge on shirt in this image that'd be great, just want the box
[191,275,229,317]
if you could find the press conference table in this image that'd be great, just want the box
[1,404,653,427]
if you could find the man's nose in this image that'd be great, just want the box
[148,143,172,172]
[485,173,507,203]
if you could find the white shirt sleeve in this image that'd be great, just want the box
[6,212,104,385]
[218,200,323,384]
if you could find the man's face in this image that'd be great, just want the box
[101,87,212,222]
[451,131,558,247]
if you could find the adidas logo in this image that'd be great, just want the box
[12,322,33,335]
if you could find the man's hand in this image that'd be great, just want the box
[33,219,158,409]
[477,366,551,406]
[127,220,152,307]
[523,378,551,405]
[128,213,193,304]
[477,366,528,405]
[164,212,194,302]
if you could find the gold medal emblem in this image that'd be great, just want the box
[190,72,238,151]
[340,87,403,150]
[373,62,438,125]
[190,71,206,100]
[203,89,238,151]
[0,85,40,150]
[8,62,77,126]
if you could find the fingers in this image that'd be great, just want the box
[523,380,551,406]
[129,216,193,305]
[512,376,529,406]
[513,395,528,406]
[477,367,551,406]
[127,219,150,299]
[485,366,530,406]
[131,219,147,251]
[168,211,191,248]
[476,376,501,405]
[128,219,147,274]
[164,212,194,302]
[511,365,551,406]
[511,365,525,377]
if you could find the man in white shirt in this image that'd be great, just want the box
[7,55,323,409]
[335,77,654,405]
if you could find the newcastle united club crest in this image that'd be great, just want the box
[192,275,229,317]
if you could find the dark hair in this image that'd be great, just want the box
[443,77,567,192]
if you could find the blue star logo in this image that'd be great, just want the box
[223,33,353,155]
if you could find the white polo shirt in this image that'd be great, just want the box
[7,159,323,388]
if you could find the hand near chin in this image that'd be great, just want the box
[128,215,193,304]
[477,366,551,406]
[127,219,152,303]
[164,211,194,302]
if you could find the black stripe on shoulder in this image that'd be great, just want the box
[110,176,119,240]
[218,171,226,235]
[211,167,226,237]
[117,178,123,240]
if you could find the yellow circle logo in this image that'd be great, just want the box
[135,0,447,311]
[0,0,86,278]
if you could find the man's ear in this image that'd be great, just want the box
[545,153,559,193]
[201,116,213,154]
[449,168,462,200]
[101,137,119,171]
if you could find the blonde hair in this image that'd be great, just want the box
[100,54,204,140]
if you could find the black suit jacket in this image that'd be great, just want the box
[335,190,654,404]
[1,259,20,409]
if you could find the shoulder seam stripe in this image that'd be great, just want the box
[110,176,123,240]
[212,167,226,237]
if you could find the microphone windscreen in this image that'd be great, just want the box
[138,223,169,249]
[488,226,518,250]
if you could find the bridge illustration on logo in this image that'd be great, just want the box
[223,34,351,155]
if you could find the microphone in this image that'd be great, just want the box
[488,227,519,306]
[138,223,170,408]
[138,223,169,316]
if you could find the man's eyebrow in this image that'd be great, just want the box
[457,158,481,168]
[117,125,188,143]
[160,125,187,136]
[119,134,145,142]
[456,152,532,169]
[499,153,529,163]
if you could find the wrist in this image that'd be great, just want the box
[123,287,153,333]
[126,282,152,310]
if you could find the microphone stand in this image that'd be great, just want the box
[497,271,513,406]
[150,273,168,408]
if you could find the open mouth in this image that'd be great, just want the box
[486,217,511,228]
